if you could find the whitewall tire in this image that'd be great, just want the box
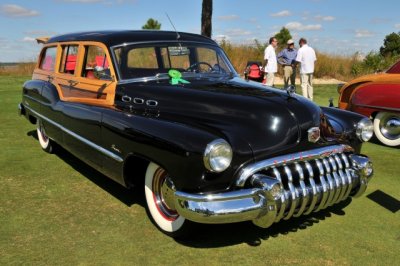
[373,112,400,147]
[37,120,54,153]
[144,162,191,237]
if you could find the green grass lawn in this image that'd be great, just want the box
[1,76,399,265]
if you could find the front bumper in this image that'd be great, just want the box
[172,145,373,228]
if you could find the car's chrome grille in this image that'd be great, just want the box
[236,144,359,223]
[260,153,354,222]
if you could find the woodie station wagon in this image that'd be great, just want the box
[19,30,374,237]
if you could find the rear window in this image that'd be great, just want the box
[39,47,57,71]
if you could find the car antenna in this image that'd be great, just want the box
[166,13,180,40]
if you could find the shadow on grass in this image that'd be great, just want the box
[367,190,400,213]
[176,198,352,247]
[369,136,400,150]
[27,130,145,208]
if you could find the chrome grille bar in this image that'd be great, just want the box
[341,154,353,199]
[272,167,286,222]
[322,158,336,208]
[303,161,318,215]
[293,163,309,217]
[283,166,298,220]
[315,159,329,211]
[329,156,342,205]
[334,154,348,202]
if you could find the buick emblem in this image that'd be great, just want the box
[308,127,320,143]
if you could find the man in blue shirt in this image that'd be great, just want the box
[277,39,297,88]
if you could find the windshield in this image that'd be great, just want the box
[112,42,236,81]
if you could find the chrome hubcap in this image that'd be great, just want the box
[379,114,400,140]
[152,167,179,220]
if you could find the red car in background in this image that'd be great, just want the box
[338,61,400,147]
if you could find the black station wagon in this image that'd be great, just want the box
[19,30,374,237]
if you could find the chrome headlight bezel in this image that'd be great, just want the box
[203,139,233,173]
[356,118,373,142]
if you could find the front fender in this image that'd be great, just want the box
[321,106,368,152]
[351,83,400,116]
[101,109,252,192]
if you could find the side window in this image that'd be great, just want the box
[127,47,158,68]
[39,47,57,71]
[82,45,111,80]
[167,46,190,69]
[59,45,79,75]
[197,47,218,66]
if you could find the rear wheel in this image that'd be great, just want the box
[144,162,192,237]
[373,112,400,147]
[37,120,54,153]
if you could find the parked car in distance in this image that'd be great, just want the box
[19,30,374,238]
[338,60,400,147]
[243,61,264,83]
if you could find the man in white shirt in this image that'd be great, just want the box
[262,37,278,86]
[295,38,317,100]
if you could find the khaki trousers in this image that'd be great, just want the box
[265,72,275,86]
[300,73,313,100]
[283,66,296,87]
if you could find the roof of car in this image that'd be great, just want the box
[47,30,217,47]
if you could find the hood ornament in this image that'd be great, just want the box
[308,127,320,143]
[285,85,296,97]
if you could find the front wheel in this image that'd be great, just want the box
[37,120,55,153]
[144,162,193,237]
[373,112,400,147]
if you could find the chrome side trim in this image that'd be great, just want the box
[236,144,354,187]
[24,105,124,163]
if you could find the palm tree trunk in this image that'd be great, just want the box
[201,0,212,38]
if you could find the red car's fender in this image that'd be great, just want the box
[350,83,400,117]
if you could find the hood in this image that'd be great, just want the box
[117,77,324,159]
[342,73,400,91]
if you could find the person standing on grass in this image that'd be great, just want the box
[262,37,278,86]
[295,38,316,100]
[277,39,297,88]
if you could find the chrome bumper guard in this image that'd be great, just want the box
[172,145,373,228]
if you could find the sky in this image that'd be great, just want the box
[1,0,400,62]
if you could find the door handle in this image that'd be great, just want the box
[68,80,79,86]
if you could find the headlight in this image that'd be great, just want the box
[203,139,233,172]
[356,118,373,142]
